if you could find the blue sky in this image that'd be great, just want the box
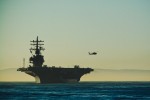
[0,0,150,70]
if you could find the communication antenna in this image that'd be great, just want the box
[23,58,25,67]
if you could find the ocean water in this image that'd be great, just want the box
[0,82,150,100]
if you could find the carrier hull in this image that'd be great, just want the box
[18,67,93,83]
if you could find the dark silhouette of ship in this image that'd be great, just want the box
[17,36,94,83]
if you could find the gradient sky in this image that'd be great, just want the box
[0,0,150,72]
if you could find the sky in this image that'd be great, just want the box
[0,0,150,81]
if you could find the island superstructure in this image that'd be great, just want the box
[17,36,94,83]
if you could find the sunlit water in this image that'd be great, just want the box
[0,82,150,100]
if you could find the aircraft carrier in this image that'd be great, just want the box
[17,37,94,83]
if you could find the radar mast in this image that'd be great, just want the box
[29,36,45,67]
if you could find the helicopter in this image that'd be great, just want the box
[88,52,97,55]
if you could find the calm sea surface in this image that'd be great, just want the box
[0,82,150,100]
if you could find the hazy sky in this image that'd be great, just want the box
[0,0,150,71]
